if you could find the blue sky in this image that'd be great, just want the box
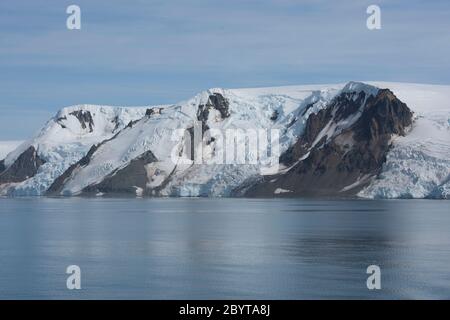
[1,0,450,139]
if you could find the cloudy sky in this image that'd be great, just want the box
[1,0,449,139]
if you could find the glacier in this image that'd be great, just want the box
[0,105,151,196]
[1,82,449,199]
[359,82,450,199]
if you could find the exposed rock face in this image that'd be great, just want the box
[70,110,94,132]
[209,93,230,119]
[0,159,5,174]
[47,143,158,196]
[82,150,157,195]
[243,88,414,197]
[56,116,68,129]
[197,93,230,126]
[270,110,279,121]
[111,115,121,132]
[0,146,45,184]
[46,143,100,195]
[145,107,163,117]
[3,82,429,198]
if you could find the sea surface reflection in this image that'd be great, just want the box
[0,198,449,299]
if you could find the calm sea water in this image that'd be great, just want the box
[0,197,449,299]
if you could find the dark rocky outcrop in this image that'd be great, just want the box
[243,88,414,197]
[70,110,94,132]
[194,93,231,152]
[56,116,68,129]
[0,159,5,174]
[82,150,157,195]
[270,110,279,121]
[280,91,368,165]
[126,119,139,128]
[186,126,196,161]
[111,115,121,132]
[208,93,230,119]
[46,143,100,195]
[0,146,45,184]
[197,93,230,131]
[190,94,229,160]
[146,107,163,117]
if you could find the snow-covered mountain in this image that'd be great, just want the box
[360,83,450,199]
[1,81,449,199]
[0,105,151,195]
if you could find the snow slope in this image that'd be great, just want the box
[1,105,150,196]
[2,81,449,198]
[55,85,349,196]
[0,141,23,160]
[360,82,450,199]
